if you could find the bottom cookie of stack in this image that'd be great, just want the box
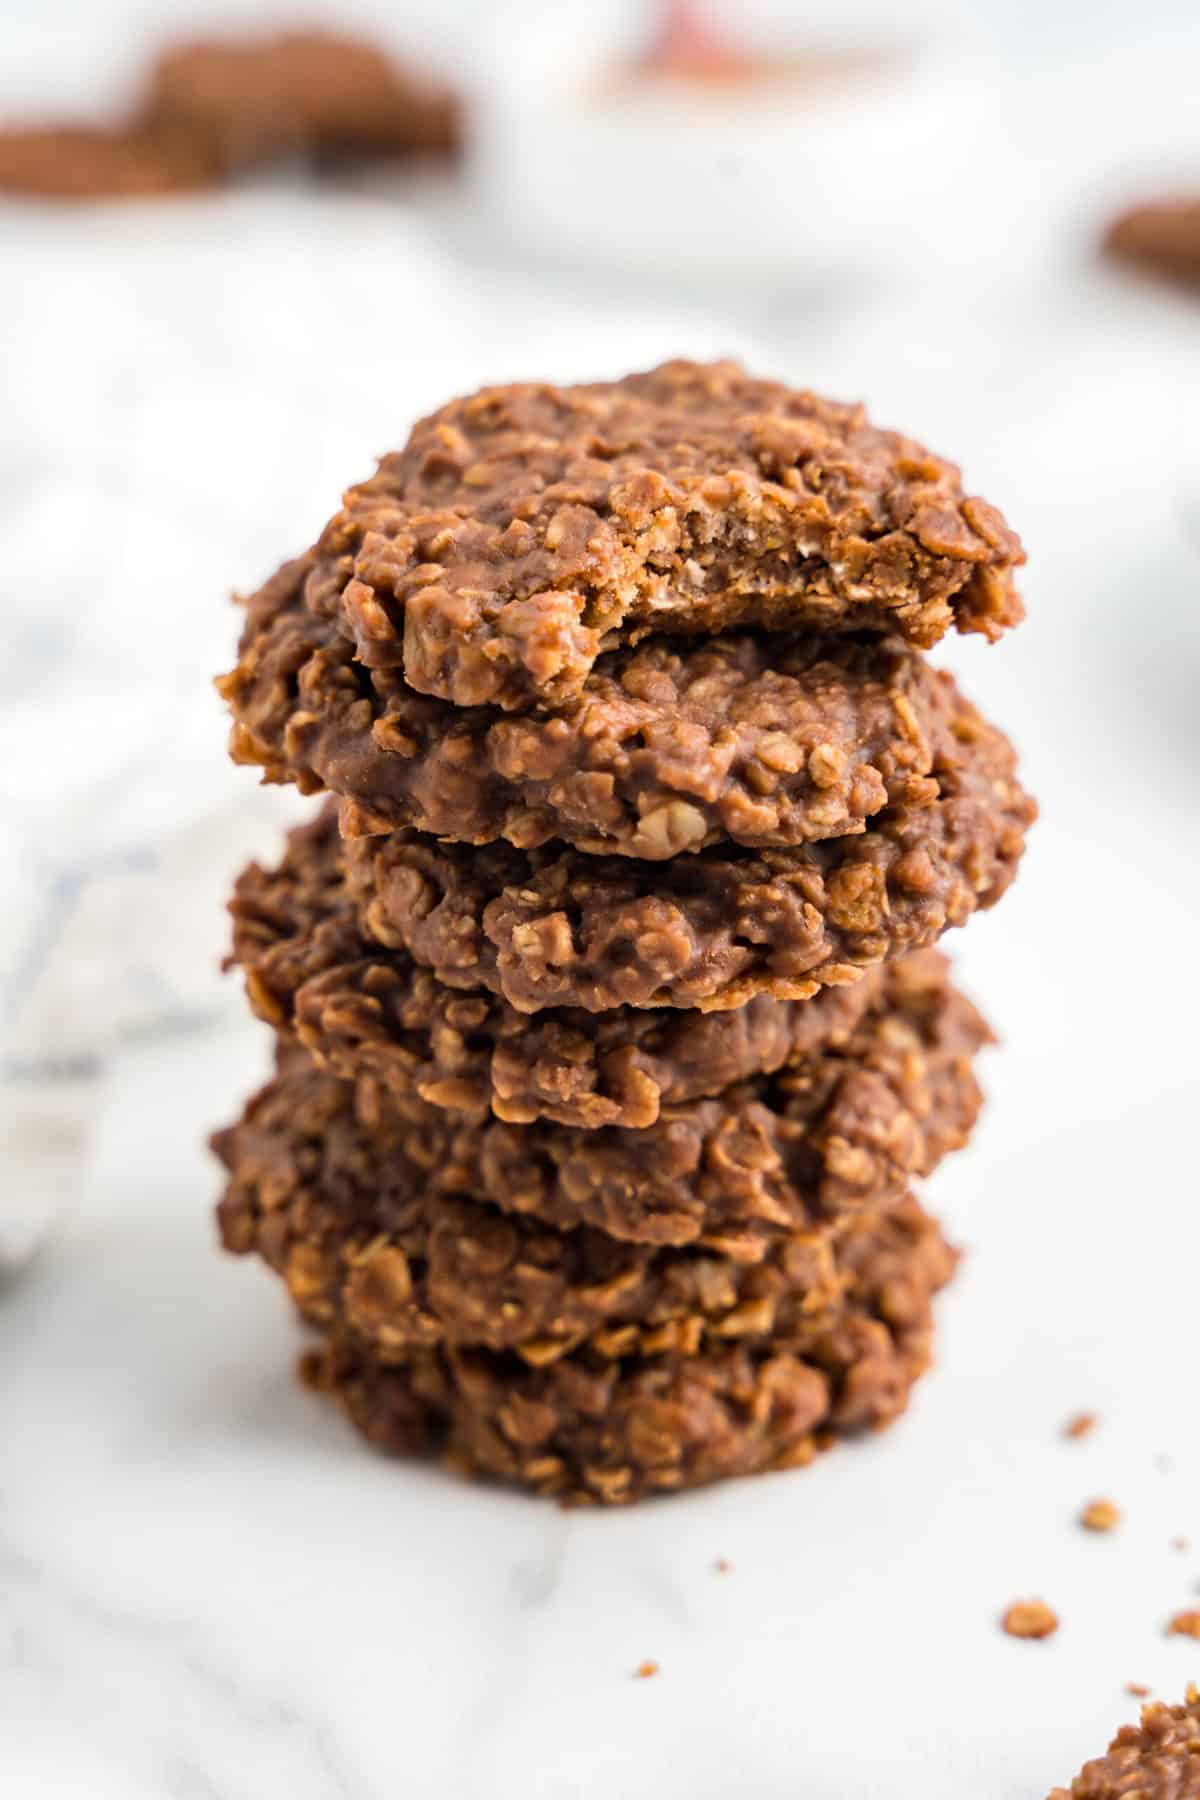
[296,1196,955,1504]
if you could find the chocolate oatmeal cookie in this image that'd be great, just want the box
[1104,196,1200,289]
[344,730,1032,1015]
[216,1048,953,1353]
[219,1147,838,1361]
[0,122,221,200]
[298,1198,954,1501]
[1048,1687,1200,1798]
[140,29,459,170]
[230,808,888,1126]
[211,949,987,1246]
[222,361,1022,713]
[221,556,1023,860]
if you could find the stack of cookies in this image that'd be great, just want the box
[213,361,1035,1503]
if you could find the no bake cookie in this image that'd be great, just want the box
[297,1196,954,1501]
[216,1066,953,1356]
[224,361,1023,712]
[229,808,890,1126]
[213,952,987,1246]
[1048,1687,1200,1799]
[343,742,1032,1014]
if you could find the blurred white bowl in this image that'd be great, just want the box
[465,0,983,283]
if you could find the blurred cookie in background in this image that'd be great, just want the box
[0,121,222,201]
[0,25,460,202]
[1104,194,1200,289]
[139,28,461,173]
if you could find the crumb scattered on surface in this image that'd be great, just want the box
[1079,1498,1122,1533]
[1064,1412,1097,1441]
[1002,1600,1059,1640]
[715,1558,731,1574]
[1167,1610,1200,1640]
[1126,1682,1152,1697]
[635,1660,660,1679]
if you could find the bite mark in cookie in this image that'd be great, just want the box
[234,360,1023,712]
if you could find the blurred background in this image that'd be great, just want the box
[2,5,1200,1795]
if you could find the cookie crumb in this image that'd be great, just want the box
[1167,1610,1200,1640]
[635,1660,660,1679]
[715,1558,731,1574]
[1064,1412,1097,1441]
[1126,1683,1151,1698]
[1002,1600,1059,1640]
[1079,1498,1121,1533]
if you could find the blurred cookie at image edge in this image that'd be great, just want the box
[0,122,222,200]
[1104,195,1200,289]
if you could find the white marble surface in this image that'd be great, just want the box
[2,21,1200,1797]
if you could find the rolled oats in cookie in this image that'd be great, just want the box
[296,1200,953,1503]
[222,562,1014,860]
[1047,1685,1200,1799]
[229,807,887,1127]
[215,1041,953,1356]
[211,946,988,1247]
[224,360,1023,714]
